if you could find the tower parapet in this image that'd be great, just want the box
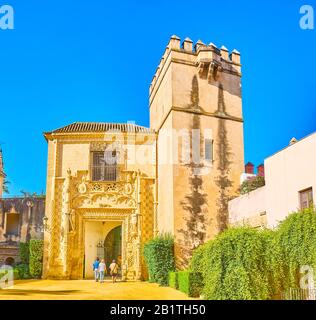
[149,35,242,98]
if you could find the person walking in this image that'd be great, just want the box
[109,259,119,283]
[92,257,100,282]
[98,259,106,283]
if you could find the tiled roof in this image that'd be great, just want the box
[47,122,154,134]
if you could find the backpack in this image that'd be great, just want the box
[110,263,118,275]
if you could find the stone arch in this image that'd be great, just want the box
[5,257,15,266]
[103,225,122,266]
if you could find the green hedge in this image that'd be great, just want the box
[168,272,178,289]
[191,227,271,300]
[13,269,20,280]
[189,241,209,279]
[19,242,30,264]
[178,271,203,297]
[190,208,316,300]
[29,239,44,278]
[143,234,175,286]
[270,208,316,292]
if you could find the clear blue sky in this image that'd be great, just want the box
[1,0,315,195]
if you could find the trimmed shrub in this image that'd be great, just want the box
[189,241,210,278]
[178,271,203,297]
[14,264,31,279]
[189,272,203,297]
[19,242,30,264]
[191,227,271,300]
[168,272,178,289]
[29,239,44,278]
[13,269,19,280]
[143,234,175,286]
[178,271,189,295]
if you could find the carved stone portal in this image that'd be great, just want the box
[45,170,150,281]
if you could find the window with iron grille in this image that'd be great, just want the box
[205,139,214,162]
[91,151,118,181]
[299,187,313,209]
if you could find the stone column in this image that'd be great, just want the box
[26,200,34,239]
[135,172,142,280]
[59,168,71,277]
[121,219,127,281]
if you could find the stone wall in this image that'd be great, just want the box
[228,186,267,228]
[0,197,45,264]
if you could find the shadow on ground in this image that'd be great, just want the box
[0,289,81,296]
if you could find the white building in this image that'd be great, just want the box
[229,132,316,229]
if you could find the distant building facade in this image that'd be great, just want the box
[0,150,45,265]
[43,35,245,280]
[229,132,316,228]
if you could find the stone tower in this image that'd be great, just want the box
[150,35,244,268]
[0,149,4,198]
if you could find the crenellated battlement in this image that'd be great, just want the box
[149,35,241,96]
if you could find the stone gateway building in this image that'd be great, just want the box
[42,36,244,280]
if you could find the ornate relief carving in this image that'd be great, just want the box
[90,142,108,152]
[130,213,138,238]
[77,176,88,194]
[72,171,138,210]
[124,183,133,195]
[82,211,130,219]
[86,181,135,195]
[73,193,136,209]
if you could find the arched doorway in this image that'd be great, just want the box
[104,226,122,268]
[5,257,15,266]
[84,220,123,279]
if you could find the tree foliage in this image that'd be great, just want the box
[20,190,45,198]
[239,176,265,195]
[3,178,10,194]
